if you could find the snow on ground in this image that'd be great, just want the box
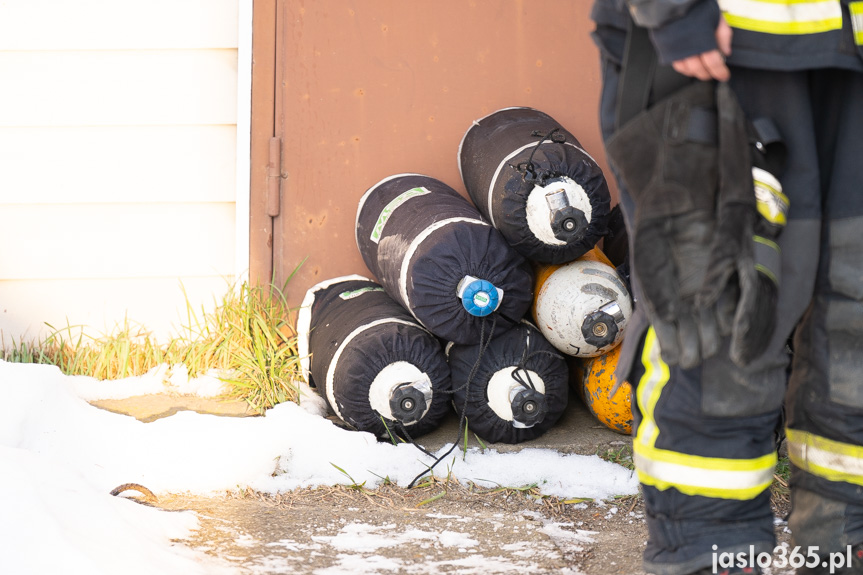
[0,359,638,574]
[1,446,236,575]
[69,363,228,400]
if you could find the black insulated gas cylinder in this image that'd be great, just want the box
[297,275,452,439]
[356,173,534,345]
[459,107,611,264]
[446,321,568,444]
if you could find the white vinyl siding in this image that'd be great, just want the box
[0,0,244,344]
[0,50,237,127]
[0,126,237,204]
[0,0,239,51]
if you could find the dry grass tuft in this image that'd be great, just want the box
[1,281,304,413]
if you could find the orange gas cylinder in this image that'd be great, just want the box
[532,247,632,358]
[578,344,633,435]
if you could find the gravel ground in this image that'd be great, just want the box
[146,480,794,575]
[154,483,646,575]
[99,393,796,574]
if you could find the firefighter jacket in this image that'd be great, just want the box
[591,0,863,73]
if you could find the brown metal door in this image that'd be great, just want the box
[252,0,612,308]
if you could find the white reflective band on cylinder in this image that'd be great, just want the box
[718,0,842,26]
[399,217,487,313]
[634,452,776,492]
[325,318,425,421]
[297,274,372,382]
[488,142,536,228]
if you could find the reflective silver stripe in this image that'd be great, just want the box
[787,428,863,484]
[851,2,863,44]
[633,327,777,500]
[635,329,667,448]
[326,318,426,421]
[399,217,488,313]
[753,166,789,226]
[634,451,776,492]
[791,439,863,475]
[719,0,842,26]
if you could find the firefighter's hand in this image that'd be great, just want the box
[672,17,733,81]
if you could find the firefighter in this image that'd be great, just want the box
[589,0,863,574]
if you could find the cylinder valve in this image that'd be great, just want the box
[546,188,588,242]
[509,387,548,428]
[389,380,432,425]
[457,275,504,317]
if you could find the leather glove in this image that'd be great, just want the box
[697,83,788,366]
[606,81,725,369]
[607,81,785,369]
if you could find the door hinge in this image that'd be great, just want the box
[267,137,282,217]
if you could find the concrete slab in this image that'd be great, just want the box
[409,397,631,456]
[90,395,256,423]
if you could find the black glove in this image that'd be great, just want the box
[697,83,788,367]
[607,81,786,369]
[606,81,725,369]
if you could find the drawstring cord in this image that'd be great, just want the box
[407,315,498,488]
[512,347,563,391]
[512,128,567,185]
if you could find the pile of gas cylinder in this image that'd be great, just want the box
[297,107,634,446]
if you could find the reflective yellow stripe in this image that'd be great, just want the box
[719,0,843,35]
[634,328,669,449]
[753,166,789,227]
[850,2,863,44]
[633,327,776,500]
[755,264,779,285]
[787,428,863,486]
[634,446,777,499]
[753,235,780,285]
[753,235,780,252]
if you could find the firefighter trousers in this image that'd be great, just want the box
[598,58,863,574]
